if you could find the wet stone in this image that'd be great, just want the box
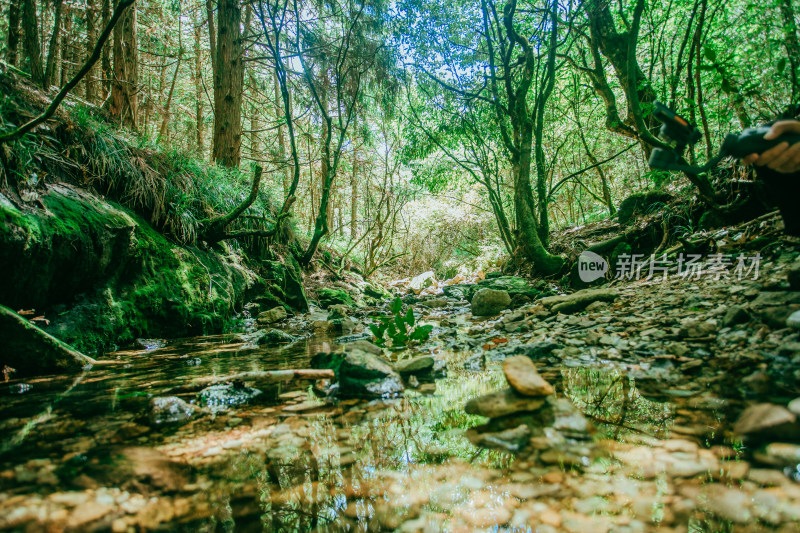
[394,356,434,375]
[149,396,197,425]
[198,383,262,413]
[465,388,546,418]
[787,310,800,330]
[257,306,287,325]
[502,356,554,397]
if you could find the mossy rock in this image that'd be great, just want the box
[0,185,262,355]
[617,191,673,225]
[317,288,356,308]
[263,259,308,312]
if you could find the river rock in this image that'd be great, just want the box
[409,271,436,294]
[471,288,511,316]
[421,298,449,309]
[339,349,404,398]
[502,356,554,396]
[327,304,350,319]
[788,260,800,291]
[754,442,800,467]
[465,388,546,418]
[395,356,435,375]
[149,396,197,425]
[317,288,356,308]
[466,424,531,453]
[723,305,750,327]
[257,306,287,325]
[787,310,800,330]
[679,318,718,338]
[198,383,262,413]
[539,288,618,314]
[733,403,800,441]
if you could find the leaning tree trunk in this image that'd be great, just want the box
[512,128,563,275]
[22,0,44,87]
[44,0,64,89]
[108,0,138,130]
[211,0,243,168]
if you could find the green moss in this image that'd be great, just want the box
[317,288,356,308]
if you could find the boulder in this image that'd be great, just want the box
[257,306,287,325]
[236,328,296,345]
[465,388,546,418]
[539,288,618,314]
[0,304,96,377]
[409,271,436,294]
[317,288,356,308]
[502,356,554,397]
[471,288,511,316]
[312,317,356,335]
[263,258,309,311]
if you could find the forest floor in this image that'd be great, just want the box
[1,215,800,532]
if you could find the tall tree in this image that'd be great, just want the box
[22,0,45,87]
[44,0,65,89]
[211,0,244,167]
[108,0,138,129]
[6,1,21,67]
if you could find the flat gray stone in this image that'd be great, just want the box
[465,388,546,418]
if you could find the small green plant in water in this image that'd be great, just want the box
[369,298,432,347]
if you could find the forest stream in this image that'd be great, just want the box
[3,248,800,532]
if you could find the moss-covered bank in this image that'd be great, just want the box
[0,184,266,355]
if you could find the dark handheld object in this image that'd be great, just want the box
[648,101,800,174]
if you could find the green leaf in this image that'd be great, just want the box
[391,297,403,315]
[778,58,787,75]
[369,323,386,340]
[393,333,409,345]
[406,307,415,327]
[703,46,717,63]
[387,322,397,338]
[409,325,433,341]
[395,314,406,331]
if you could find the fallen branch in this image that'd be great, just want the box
[0,0,137,144]
[170,368,335,393]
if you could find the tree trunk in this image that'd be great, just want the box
[194,19,204,154]
[779,0,800,113]
[211,0,243,168]
[350,157,358,239]
[108,0,138,130]
[22,0,44,87]
[44,0,64,89]
[101,0,112,99]
[158,18,182,143]
[206,0,217,82]
[86,0,97,102]
[6,1,21,67]
[274,71,290,195]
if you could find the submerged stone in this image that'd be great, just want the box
[149,396,198,425]
[198,383,262,413]
[339,349,404,398]
[465,388,546,418]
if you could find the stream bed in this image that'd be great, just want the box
[2,274,800,532]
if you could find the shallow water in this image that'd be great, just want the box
[0,323,788,532]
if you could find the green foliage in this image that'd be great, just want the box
[369,297,433,347]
